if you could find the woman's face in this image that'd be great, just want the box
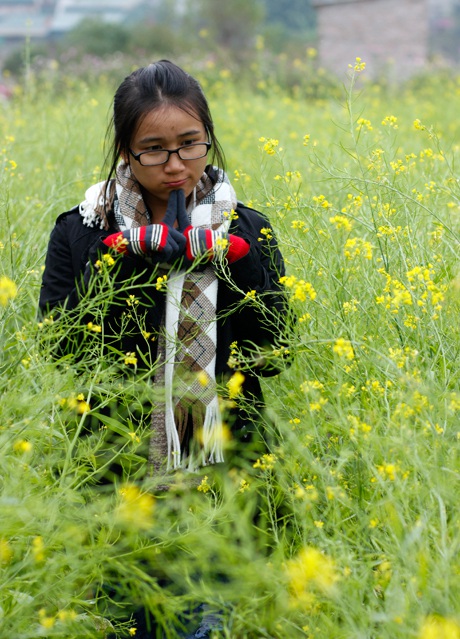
[127,105,209,220]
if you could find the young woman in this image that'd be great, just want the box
[39,59,287,636]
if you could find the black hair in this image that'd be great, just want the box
[103,60,226,187]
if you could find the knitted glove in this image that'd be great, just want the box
[174,190,250,265]
[102,190,186,263]
[182,227,249,264]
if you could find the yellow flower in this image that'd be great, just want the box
[196,371,209,387]
[124,352,138,366]
[96,253,115,268]
[330,215,353,231]
[155,275,168,291]
[0,276,17,306]
[227,371,245,398]
[239,479,250,493]
[197,475,211,493]
[87,321,102,333]
[259,137,280,155]
[216,236,229,250]
[253,453,277,471]
[57,610,78,622]
[377,462,398,481]
[128,628,137,636]
[333,338,355,360]
[116,484,155,529]
[38,610,55,629]
[259,227,273,240]
[419,615,460,639]
[32,536,45,562]
[244,290,256,300]
[0,538,13,564]
[13,439,33,453]
[349,56,366,72]
[312,194,332,209]
[285,546,338,602]
[223,208,239,220]
[356,118,373,132]
[344,237,373,260]
[382,115,398,128]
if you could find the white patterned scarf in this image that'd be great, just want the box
[80,163,237,471]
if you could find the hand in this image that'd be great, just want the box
[174,191,250,265]
[102,190,186,263]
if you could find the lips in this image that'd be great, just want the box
[164,178,188,189]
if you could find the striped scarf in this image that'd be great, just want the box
[80,163,237,471]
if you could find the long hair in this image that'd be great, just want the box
[103,60,226,190]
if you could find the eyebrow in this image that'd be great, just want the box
[138,129,203,145]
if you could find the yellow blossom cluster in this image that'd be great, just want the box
[382,115,398,128]
[356,117,373,132]
[124,352,138,366]
[333,338,355,360]
[227,371,245,398]
[253,453,277,471]
[279,275,317,302]
[59,393,91,414]
[223,208,239,220]
[259,136,280,155]
[116,484,155,529]
[376,265,445,319]
[349,56,366,72]
[348,414,372,438]
[291,219,308,232]
[329,215,353,232]
[376,462,399,481]
[285,546,338,605]
[344,237,373,260]
[418,615,460,639]
[312,194,332,209]
[0,275,17,306]
[155,275,168,291]
[197,475,211,493]
[86,321,102,333]
[95,253,115,269]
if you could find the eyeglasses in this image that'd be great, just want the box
[129,142,212,167]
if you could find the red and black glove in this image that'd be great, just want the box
[102,190,186,264]
[175,190,250,265]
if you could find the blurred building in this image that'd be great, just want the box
[312,0,430,80]
[0,0,54,40]
[0,0,157,46]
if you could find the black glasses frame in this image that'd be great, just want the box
[129,142,212,166]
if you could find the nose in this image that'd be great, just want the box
[164,150,185,171]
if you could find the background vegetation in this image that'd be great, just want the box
[0,48,459,639]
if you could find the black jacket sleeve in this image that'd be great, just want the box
[39,210,99,315]
[39,209,151,317]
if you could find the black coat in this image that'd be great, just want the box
[39,202,287,415]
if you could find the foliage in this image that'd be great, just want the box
[189,0,265,57]
[1,59,460,637]
[262,0,316,33]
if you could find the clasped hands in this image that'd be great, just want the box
[103,189,249,266]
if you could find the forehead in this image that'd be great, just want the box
[133,105,205,141]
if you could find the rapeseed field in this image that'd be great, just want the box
[0,58,459,638]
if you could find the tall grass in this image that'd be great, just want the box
[0,61,459,638]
